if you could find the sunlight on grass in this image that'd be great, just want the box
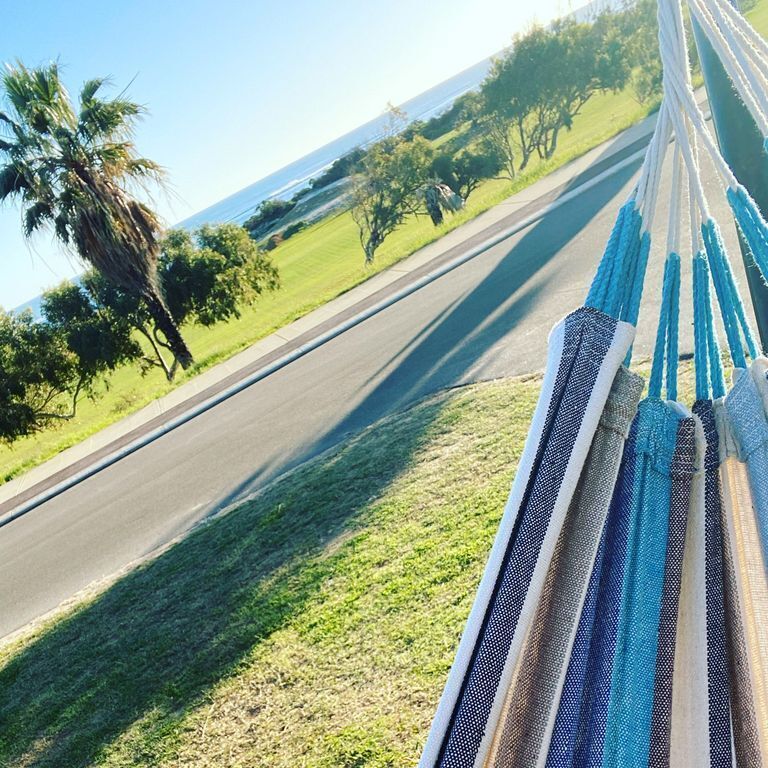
[0,377,538,767]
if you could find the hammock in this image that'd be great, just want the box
[420,1,768,766]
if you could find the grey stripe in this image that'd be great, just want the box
[487,366,643,768]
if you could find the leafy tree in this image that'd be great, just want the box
[351,134,434,263]
[184,224,279,326]
[615,0,662,104]
[481,14,630,171]
[283,220,306,239]
[432,144,504,200]
[83,223,279,380]
[0,62,195,369]
[418,91,485,140]
[42,281,142,379]
[0,300,139,443]
[619,0,699,105]
[308,147,366,191]
[0,310,76,442]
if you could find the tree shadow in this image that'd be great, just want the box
[0,391,450,767]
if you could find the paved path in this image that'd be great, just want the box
[0,108,755,639]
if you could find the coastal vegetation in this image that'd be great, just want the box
[1,0,767,475]
[0,224,277,441]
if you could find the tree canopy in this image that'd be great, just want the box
[481,13,631,171]
[351,134,435,262]
[0,62,195,369]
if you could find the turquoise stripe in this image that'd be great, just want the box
[601,399,682,768]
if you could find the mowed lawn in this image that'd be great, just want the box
[0,377,537,767]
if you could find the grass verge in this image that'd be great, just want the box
[0,376,538,767]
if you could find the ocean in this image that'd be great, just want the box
[179,56,495,230]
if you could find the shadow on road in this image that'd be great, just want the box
[212,157,640,510]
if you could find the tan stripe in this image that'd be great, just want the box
[670,419,709,768]
[722,456,768,763]
[719,459,763,767]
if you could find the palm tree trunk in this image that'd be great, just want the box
[142,289,194,370]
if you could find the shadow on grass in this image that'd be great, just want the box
[0,393,450,768]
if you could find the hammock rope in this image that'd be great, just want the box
[420,1,768,765]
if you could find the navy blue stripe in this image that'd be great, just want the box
[437,307,618,768]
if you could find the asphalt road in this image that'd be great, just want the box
[0,138,756,639]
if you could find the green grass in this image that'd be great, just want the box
[0,358,702,766]
[3,0,766,484]
[0,376,539,767]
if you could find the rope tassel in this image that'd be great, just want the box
[727,184,768,286]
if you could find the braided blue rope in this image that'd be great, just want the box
[616,228,640,322]
[649,255,675,399]
[727,184,768,286]
[621,230,651,367]
[610,208,643,319]
[702,220,748,370]
[665,252,681,402]
[693,252,712,401]
[586,202,629,311]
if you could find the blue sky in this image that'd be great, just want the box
[0,0,567,308]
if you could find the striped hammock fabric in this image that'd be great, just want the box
[419,1,768,764]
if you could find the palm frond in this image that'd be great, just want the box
[23,200,53,235]
[78,98,142,142]
[0,164,26,201]
[79,77,107,106]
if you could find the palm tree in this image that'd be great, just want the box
[0,62,194,369]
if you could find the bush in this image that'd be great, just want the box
[283,220,307,239]
[309,147,366,190]
[265,232,284,251]
[243,198,296,235]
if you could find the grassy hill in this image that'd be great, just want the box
[0,376,537,767]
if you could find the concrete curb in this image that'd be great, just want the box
[0,143,647,528]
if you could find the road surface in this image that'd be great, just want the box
[0,136,754,639]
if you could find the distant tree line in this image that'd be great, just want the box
[248,0,669,263]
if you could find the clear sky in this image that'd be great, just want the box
[0,0,571,309]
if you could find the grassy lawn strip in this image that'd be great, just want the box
[0,376,538,767]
